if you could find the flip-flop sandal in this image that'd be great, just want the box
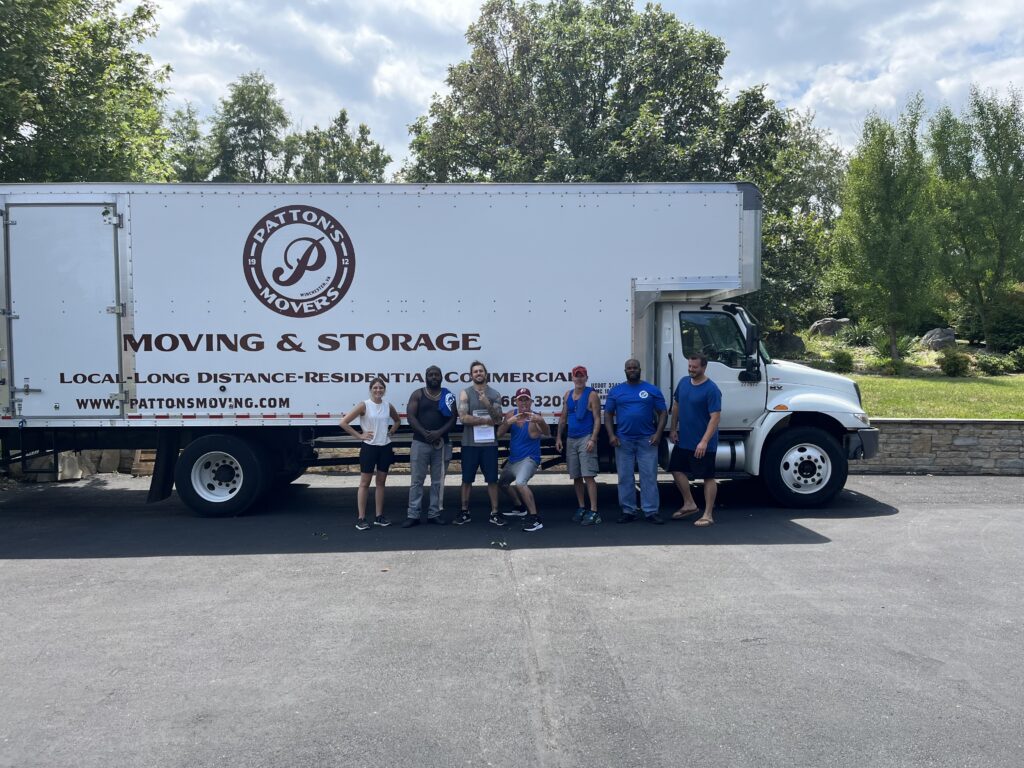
[672,508,700,520]
[694,518,714,527]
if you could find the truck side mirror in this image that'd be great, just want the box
[744,323,759,357]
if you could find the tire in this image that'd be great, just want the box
[174,434,268,517]
[762,426,848,508]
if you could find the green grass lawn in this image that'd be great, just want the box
[850,374,1024,419]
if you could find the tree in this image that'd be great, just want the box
[0,0,170,182]
[283,110,390,183]
[403,0,786,184]
[928,86,1024,350]
[167,103,210,182]
[832,98,936,360]
[208,72,289,183]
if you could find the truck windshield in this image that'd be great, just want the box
[678,312,747,369]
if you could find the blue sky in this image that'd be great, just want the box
[136,0,1023,172]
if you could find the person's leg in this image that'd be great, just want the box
[580,441,600,514]
[460,445,478,514]
[356,472,372,521]
[585,477,599,512]
[615,440,638,515]
[407,441,428,519]
[426,443,444,518]
[374,470,388,519]
[636,441,660,516]
[483,446,501,517]
[516,460,538,516]
[698,479,718,525]
[671,471,699,517]
[573,477,586,508]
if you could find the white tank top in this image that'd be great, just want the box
[362,399,392,446]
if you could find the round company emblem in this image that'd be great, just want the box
[243,205,355,317]
[639,391,649,399]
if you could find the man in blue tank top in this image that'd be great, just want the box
[555,365,602,525]
[669,352,722,527]
[604,358,667,524]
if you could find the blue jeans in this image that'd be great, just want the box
[615,438,659,516]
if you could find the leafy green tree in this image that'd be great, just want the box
[283,110,391,183]
[0,0,170,182]
[832,98,936,360]
[208,72,289,183]
[928,86,1024,350]
[167,103,210,182]
[403,0,785,184]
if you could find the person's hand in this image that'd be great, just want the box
[423,430,436,444]
[695,439,708,458]
[609,435,620,448]
[555,438,563,452]
[649,431,662,446]
[586,438,595,453]
[669,429,678,444]
[362,431,375,443]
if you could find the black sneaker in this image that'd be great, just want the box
[646,513,665,525]
[488,513,507,527]
[355,519,371,531]
[401,518,420,528]
[616,513,639,524]
[374,516,391,528]
[502,507,528,517]
[426,516,446,525]
[522,518,543,532]
[453,512,471,525]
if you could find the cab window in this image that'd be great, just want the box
[678,312,746,369]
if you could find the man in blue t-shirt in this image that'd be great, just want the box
[668,352,722,527]
[604,358,668,524]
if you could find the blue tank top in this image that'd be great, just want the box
[566,387,595,439]
[509,412,542,463]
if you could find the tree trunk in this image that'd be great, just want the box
[888,326,900,360]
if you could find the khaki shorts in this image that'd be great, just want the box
[566,435,599,478]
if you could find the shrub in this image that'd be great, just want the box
[974,353,1014,376]
[830,348,854,373]
[838,320,878,346]
[938,347,971,377]
[1007,346,1024,373]
[986,288,1024,352]
[870,330,918,360]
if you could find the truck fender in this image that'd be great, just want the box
[745,406,851,476]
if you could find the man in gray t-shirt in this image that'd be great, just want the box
[456,360,505,526]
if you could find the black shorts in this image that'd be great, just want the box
[359,443,394,474]
[461,444,499,484]
[669,445,716,480]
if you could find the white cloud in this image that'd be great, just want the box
[372,58,446,104]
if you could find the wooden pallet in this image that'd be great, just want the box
[132,449,157,476]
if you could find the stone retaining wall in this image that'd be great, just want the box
[850,419,1024,475]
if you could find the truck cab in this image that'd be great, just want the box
[645,300,879,507]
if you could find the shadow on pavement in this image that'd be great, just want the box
[0,476,898,559]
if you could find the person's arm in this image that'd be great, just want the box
[651,407,667,445]
[496,410,517,438]
[406,390,430,441]
[555,391,569,452]
[437,404,457,439]
[482,390,503,425]
[605,399,619,447]
[339,402,368,441]
[694,412,721,458]
[587,390,601,453]
[669,399,679,444]
[457,389,478,425]
[528,411,549,439]
[388,404,401,437]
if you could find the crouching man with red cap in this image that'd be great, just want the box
[497,387,549,532]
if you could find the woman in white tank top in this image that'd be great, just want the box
[340,378,401,530]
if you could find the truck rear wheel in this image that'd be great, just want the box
[174,435,267,517]
[763,427,848,508]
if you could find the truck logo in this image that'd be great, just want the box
[243,205,355,317]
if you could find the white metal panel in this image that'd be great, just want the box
[7,204,121,417]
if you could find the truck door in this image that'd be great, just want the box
[5,204,122,418]
[658,305,767,432]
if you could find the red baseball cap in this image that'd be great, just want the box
[571,365,588,377]
[513,387,532,400]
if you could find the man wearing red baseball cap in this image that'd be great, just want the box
[497,387,549,532]
[556,365,602,525]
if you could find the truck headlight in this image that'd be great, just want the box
[853,412,870,426]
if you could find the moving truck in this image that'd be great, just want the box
[0,183,878,515]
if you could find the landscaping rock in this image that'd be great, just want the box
[765,331,806,357]
[809,317,850,336]
[921,327,957,350]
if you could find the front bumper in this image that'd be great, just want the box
[846,428,880,460]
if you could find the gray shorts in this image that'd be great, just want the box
[566,435,599,478]
[499,458,538,486]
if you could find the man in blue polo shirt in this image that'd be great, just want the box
[669,352,722,527]
[604,358,668,524]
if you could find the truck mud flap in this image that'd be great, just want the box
[146,431,179,504]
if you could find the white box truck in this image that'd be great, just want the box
[0,182,877,515]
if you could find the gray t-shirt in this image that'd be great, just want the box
[461,385,502,447]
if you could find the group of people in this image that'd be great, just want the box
[339,355,722,532]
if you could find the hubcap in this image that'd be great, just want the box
[779,443,831,495]
[190,451,243,503]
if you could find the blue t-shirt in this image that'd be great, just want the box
[674,377,722,452]
[509,412,542,463]
[604,381,666,440]
[566,386,595,439]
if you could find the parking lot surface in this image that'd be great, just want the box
[1,474,1022,768]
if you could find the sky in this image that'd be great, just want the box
[136,0,1024,173]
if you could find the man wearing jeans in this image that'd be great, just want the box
[604,358,668,524]
[403,365,458,527]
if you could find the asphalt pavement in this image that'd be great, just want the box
[0,473,1022,768]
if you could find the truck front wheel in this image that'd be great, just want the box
[174,435,267,517]
[762,427,848,508]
